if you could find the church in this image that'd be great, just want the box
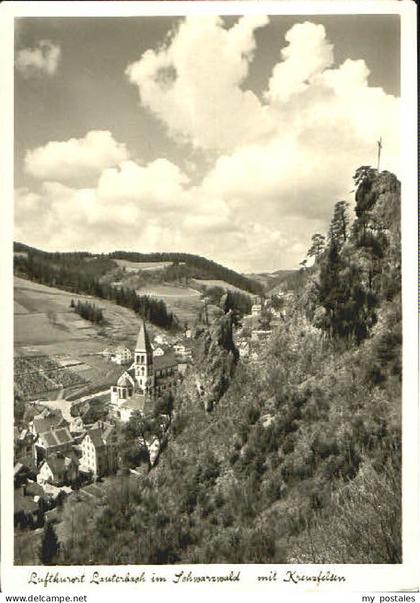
[110,321,178,422]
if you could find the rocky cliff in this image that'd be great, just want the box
[192,311,239,411]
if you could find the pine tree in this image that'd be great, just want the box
[307,234,326,262]
[39,521,60,565]
[328,201,350,250]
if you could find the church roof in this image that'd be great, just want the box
[135,320,152,353]
[154,352,178,370]
[117,372,134,387]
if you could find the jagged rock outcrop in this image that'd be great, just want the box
[352,169,401,298]
[192,311,239,411]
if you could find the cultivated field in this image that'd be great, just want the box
[114,259,172,272]
[136,284,203,325]
[191,279,251,295]
[13,277,164,401]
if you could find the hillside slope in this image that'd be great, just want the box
[59,167,402,564]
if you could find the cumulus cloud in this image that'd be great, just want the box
[16,40,61,77]
[16,19,400,272]
[96,159,190,211]
[126,15,272,151]
[24,131,129,184]
[265,22,334,103]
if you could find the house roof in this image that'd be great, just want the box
[102,424,115,443]
[39,427,73,448]
[41,455,65,476]
[154,352,178,371]
[135,320,153,353]
[32,414,68,434]
[86,428,105,448]
[14,462,25,476]
[25,481,44,497]
[83,421,115,447]
[14,490,39,514]
[92,421,115,443]
[15,454,36,472]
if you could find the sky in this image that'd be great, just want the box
[14,14,401,273]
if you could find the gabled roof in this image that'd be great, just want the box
[117,372,134,387]
[83,421,115,448]
[102,424,115,443]
[40,456,63,475]
[92,421,115,443]
[85,428,105,449]
[39,427,73,448]
[32,414,68,435]
[135,320,153,354]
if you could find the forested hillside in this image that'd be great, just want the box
[59,168,402,564]
[14,250,176,330]
[109,251,263,295]
[14,244,263,296]
[14,244,263,330]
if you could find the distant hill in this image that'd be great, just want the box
[14,244,263,296]
[245,269,297,292]
[109,251,263,295]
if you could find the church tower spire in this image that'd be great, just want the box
[134,320,154,396]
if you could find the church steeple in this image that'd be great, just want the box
[134,320,154,395]
[135,320,153,354]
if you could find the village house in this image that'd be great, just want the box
[37,452,79,487]
[113,345,132,365]
[173,339,193,360]
[111,321,178,422]
[152,346,165,357]
[14,428,36,460]
[34,427,74,465]
[79,421,118,478]
[251,329,272,343]
[14,481,45,529]
[251,303,262,317]
[14,462,33,487]
[29,408,69,437]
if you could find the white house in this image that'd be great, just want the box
[79,422,118,478]
[37,453,78,486]
[113,346,132,365]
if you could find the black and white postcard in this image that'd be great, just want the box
[1,1,418,600]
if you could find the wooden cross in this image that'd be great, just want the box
[377,137,383,172]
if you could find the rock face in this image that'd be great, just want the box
[193,311,239,411]
[353,169,401,297]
